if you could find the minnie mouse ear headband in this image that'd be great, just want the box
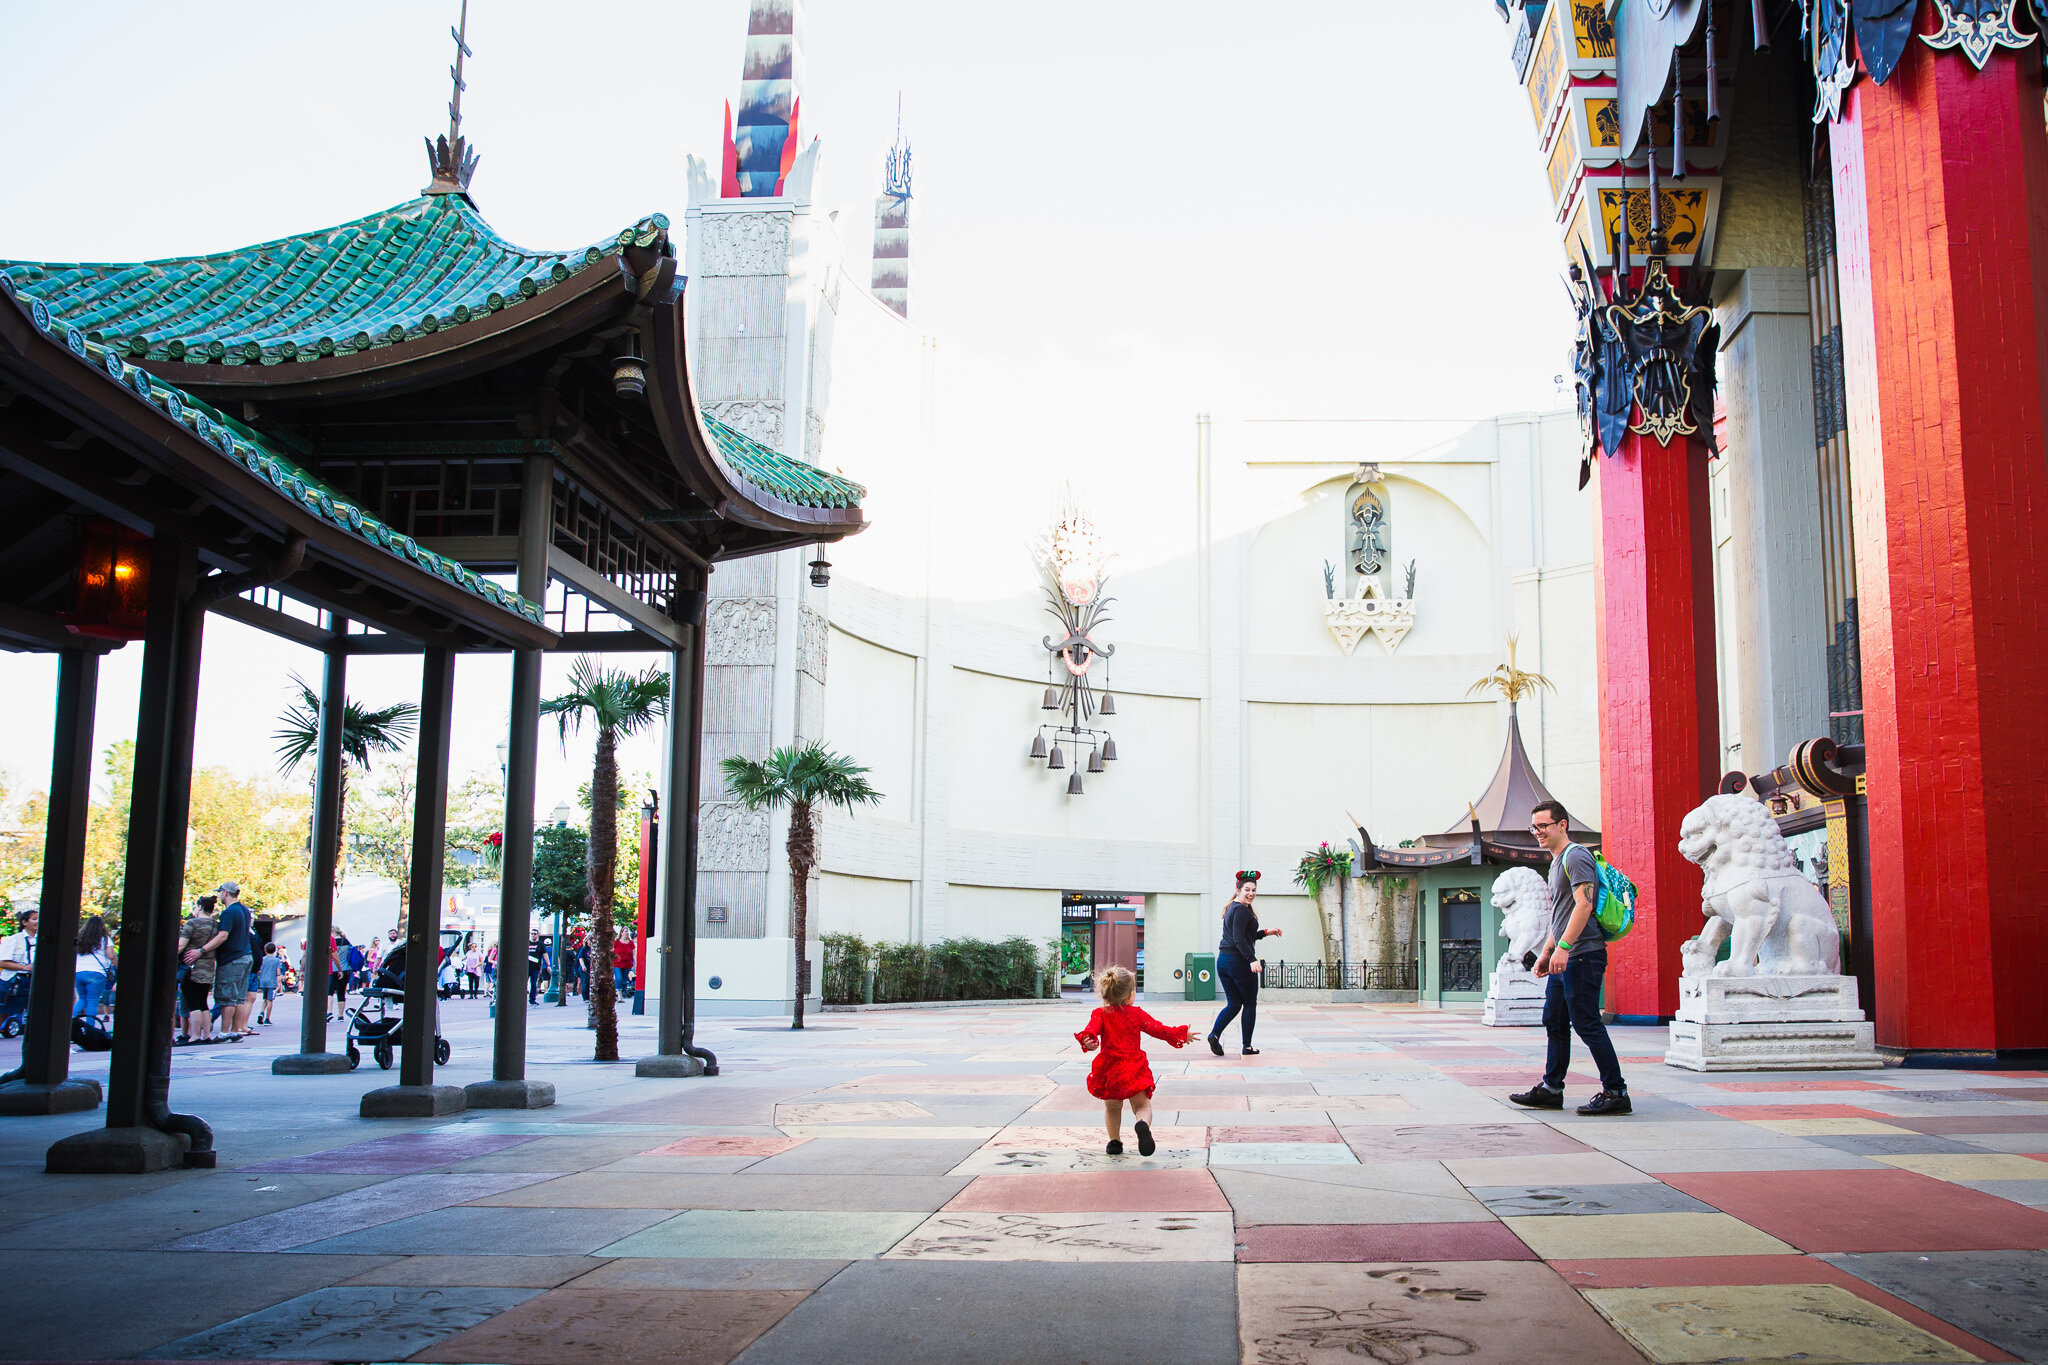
[1234,870,1261,885]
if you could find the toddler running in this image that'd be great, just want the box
[1074,965,1191,1156]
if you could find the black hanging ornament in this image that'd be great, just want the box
[1853,0,1920,83]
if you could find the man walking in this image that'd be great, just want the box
[1511,800,1630,1116]
[528,930,544,1005]
[208,882,257,1040]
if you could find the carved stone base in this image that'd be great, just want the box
[1675,974,1867,1025]
[359,1084,466,1118]
[270,1052,353,1075]
[1665,1019,1884,1071]
[463,1078,556,1109]
[1482,962,1545,1027]
[0,1077,102,1114]
[45,1125,188,1173]
[635,1054,707,1078]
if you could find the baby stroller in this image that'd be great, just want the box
[340,942,450,1070]
[0,974,30,1039]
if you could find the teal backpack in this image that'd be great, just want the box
[1591,851,1637,942]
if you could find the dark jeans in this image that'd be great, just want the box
[1210,950,1259,1048]
[1541,948,1626,1093]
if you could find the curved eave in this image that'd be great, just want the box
[0,290,555,651]
[133,251,656,404]
[646,283,867,546]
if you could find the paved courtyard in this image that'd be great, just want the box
[0,995,2043,1363]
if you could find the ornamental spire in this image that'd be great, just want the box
[871,95,912,318]
[423,0,480,197]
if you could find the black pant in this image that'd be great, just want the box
[1211,950,1259,1049]
[1541,948,1626,1093]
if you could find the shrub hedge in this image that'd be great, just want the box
[821,933,1060,1005]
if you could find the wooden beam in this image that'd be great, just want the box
[547,547,683,649]
[207,593,335,650]
[0,601,118,654]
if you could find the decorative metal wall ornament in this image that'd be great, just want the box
[1854,0,1920,83]
[1030,493,1119,795]
[1924,0,2036,67]
[1569,235,1719,474]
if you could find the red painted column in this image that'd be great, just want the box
[1830,45,2048,1057]
[1595,429,1719,1019]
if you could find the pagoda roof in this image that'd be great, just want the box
[0,196,664,372]
[0,276,544,631]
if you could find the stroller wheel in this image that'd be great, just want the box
[1,1016,20,1039]
[374,1041,393,1070]
[346,1044,360,1070]
[434,1037,451,1066]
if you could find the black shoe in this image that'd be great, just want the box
[1105,1139,1124,1155]
[1577,1089,1632,1116]
[1207,1035,1223,1056]
[1241,1047,1260,1056]
[1134,1121,1156,1157]
[1509,1084,1564,1109]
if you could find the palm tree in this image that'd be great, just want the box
[1466,632,1556,706]
[275,677,418,895]
[721,741,882,1030]
[541,658,669,1062]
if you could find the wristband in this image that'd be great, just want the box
[1556,940,1573,953]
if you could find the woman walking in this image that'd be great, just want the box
[73,916,112,1020]
[1207,872,1280,1056]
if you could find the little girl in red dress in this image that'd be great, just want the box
[1075,965,1191,1155]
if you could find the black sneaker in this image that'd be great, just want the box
[1509,1084,1564,1110]
[1241,1047,1260,1056]
[1105,1139,1124,1155]
[1134,1121,1156,1157]
[1207,1035,1223,1056]
[1577,1090,1632,1116]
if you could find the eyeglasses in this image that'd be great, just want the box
[1530,819,1560,832]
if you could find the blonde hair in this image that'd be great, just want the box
[1096,965,1136,1007]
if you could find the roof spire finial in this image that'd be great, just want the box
[423,0,480,198]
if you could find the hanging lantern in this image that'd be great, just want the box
[1028,733,1048,761]
[62,520,150,641]
[1102,735,1118,762]
[1067,769,1084,796]
[808,552,832,588]
[1048,743,1065,771]
[1099,693,1116,716]
[1041,685,1059,710]
[1086,747,1104,774]
[611,331,648,400]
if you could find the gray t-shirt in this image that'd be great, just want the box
[1548,843,1604,948]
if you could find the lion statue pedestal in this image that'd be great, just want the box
[1664,795,1881,1072]
[1482,867,1549,1027]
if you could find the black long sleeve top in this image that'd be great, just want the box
[1218,901,1269,961]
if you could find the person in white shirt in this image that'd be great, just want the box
[0,907,39,984]
[73,915,113,1020]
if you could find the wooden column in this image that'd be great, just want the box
[639,580,714,1076]
[1594,429,1719,1021]
[1829,47,2048,1059]
[361,646,463,1116]
[275,626,350,1074]
[469,454,554,1108]
[51,539,208,1172]
[0,649,103,1113]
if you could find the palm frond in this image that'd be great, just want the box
[542,656,671,747]
[721,740,884,813]
[275,676,417,775]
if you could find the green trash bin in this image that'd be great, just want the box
[1183,952,1217,1002]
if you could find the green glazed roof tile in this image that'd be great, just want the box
[0,274,544,626]
[701,412,866,510]
[0,196,670,366]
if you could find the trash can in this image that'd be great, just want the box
[1183,952,1217,1002]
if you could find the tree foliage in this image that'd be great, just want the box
[181,767,310,911]
[274,679,417,899]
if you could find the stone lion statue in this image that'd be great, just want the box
[1491,866,1550,965]
[1677,794,1841,977]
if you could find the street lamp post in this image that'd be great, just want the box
[490,742,509,1020]
[544,801,573,1006]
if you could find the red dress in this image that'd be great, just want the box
[1075,1005,1192,1100]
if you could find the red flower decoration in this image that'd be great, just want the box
[485,831,504,847]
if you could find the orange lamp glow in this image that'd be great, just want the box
[61,520,150,641]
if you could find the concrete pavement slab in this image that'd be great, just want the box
[140,1284,541,1361]
[744,1136,985,1174]
[1214,1162,1492,1226]
[774,1100,932,1125]
[643,1134,808,1157]
[596,1208,928,1259]
[884,1210,1235,1262]
[563,1258,849,1291]
[295,1204,672,1256]
[413,1287,809,1364]
[334,1254,604,1287]
[1212,1141,1361,1165]
[1235,1220,1537,1262]
[471,1171,968,1211]
[1663,1167,2048,1252]
[948,1145,1210,1174]
[1874,1152,2048,1182]
[1502,1211,1799,1259]
[1341,1122,1592,1163]
[1443,1152,1661,1186]
[1622,1146,1886,1172]
[242,1131,536,1173]
[942,1169,1229,1212]
[1582,1282,1976,1364]
[729,1260,1240,1365]
[161,1171,557,1251]
[1472,1182,1719,1217]
[1824,1249,2048,1361]
[1238,1260,1643,1365]
[1956,1179,2048,1206]
[980,1123,1207,1149]
[775,1124,997,1141]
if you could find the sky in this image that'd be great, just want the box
[0,0,1574,824]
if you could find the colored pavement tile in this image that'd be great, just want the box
[1826,1249,2048,1362]
[1883,1115,2048,1135]
[1471,1182,1719,1218]
[641,1134,807,1158]
[140,1285,542,1361]
[242,1132,537,1174]
[595,1209,928,1260]
[1211,1141,1361,1166]
[942,1169,1229,1212]
[1342,1122,1593,1163]
[980,1124,1207,1149]
[1234,1221,1539,1263]
[1745,1117,1919,1136]
[1443,1152,1660,1186]
[1211,1124,1343,1143]
[158,1172,557,1252]
[884,1209,1236,1261]
[948,1145,1209,1174]
[468,1171,968,1212]
[1213,1162,1495,1226]
[742,1136,987,1175]
[1662,1167,2048,1252]
[1238,1260,1645,1365]
[1874,1153,2048,1183]
[1584,1282,1979,1364]
[728,1261,1242,1365]
[1958,1179,2048,1207]
[1699,1103,1900,1121]
[1704,1079,1897,1092]
[1503,1211,1798,1260]
[295,1205,672,1257]
[412,1287,810,1364]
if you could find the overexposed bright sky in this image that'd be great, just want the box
[0,0,1571,816]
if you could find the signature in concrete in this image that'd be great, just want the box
[892,1213,1193,1258]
